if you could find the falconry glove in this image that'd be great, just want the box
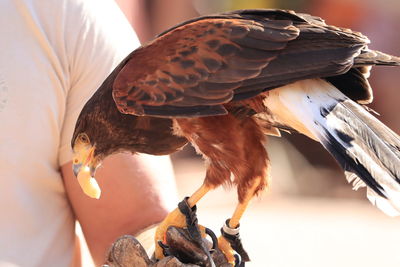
[104,227,242,267]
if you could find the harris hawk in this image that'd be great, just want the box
[71,9,400,265]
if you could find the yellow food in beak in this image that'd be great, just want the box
[72,135,101,199]
[77,166,101,199]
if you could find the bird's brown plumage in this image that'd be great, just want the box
[112,9,379,119]
[174,113,269,202]
[71,57,188,158]
[102,9,399,200]
[72,6,400,219]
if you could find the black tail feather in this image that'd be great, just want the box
[316,99,400,215]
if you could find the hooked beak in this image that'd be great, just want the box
[72,163,82,177]
[72,145,101,199]
[72,145,96,177]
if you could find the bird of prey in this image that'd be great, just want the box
[71,9,400,265]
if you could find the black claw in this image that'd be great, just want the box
[234,254,240,265]
[221,219,250,262]
[234,254,245,267]
[178,197,216,267]
[205,227,218,250]
[158,241,172,257]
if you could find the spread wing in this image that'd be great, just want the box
[113,9,370,118]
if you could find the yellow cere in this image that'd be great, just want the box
[77,166,101,199]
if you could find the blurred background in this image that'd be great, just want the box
[106,1,400,266]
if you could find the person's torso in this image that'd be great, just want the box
[0,1,78,266]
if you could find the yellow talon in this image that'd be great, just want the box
[218,236,236,265]
[155,208,186,259]
[154,207,207,260]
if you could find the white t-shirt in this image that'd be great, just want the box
[0,0,139,266]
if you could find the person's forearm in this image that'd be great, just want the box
[62,153,177,265]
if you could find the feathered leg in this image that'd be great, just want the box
[162,115,269,265]
[216,117,269,265]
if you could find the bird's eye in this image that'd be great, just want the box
[78,134,90,144]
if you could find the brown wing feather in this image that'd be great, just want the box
[113,17,299,116]
[112,9,384,118]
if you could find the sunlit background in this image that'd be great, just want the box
[92,1,400,266]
